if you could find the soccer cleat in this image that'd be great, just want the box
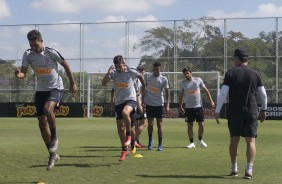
[49,138,59,154]
[157,144,162,151]
[130,146,136,155]
[244,171,252,179]
[119,150,129,161]
[47,153,60,170]
[147,139,154,150]
[123,136,131,147]
[187,143,195,149]
[134,141,143,148]
[198,140,208,148]
[230,171,238,177]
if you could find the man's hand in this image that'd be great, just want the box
[259,110,266,122]
[15,68,25,78]
[69,83,77,97]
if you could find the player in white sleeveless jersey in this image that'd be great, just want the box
[102,55,145,161]
[143,62,170,151]
[178,67,215,149]
[15,30,77,170]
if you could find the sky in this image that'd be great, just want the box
[1,0,282,72]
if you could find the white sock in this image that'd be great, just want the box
[246,163,253,173]
[231,163,238,172]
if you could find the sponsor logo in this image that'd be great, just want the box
[54,106,69,116]
[34,67,52,75]
[115,82,129,88]
[187,89,200,95]
[17,105,36,117]
[147,86,159,93]
[83,106,104,117]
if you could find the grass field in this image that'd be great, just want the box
[0,118,281,184]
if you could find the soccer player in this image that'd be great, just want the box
[143,62,170,151]
[215,48,267,179]
[102,55,145,161]
[134,66,147,148]
[178,67,215,149]
[15,30,77,170]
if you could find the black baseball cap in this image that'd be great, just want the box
[234,48,248,58]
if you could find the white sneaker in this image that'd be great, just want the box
[186,143,195,149]
[198,140,208,148]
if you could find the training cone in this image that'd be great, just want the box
[133,153,143,158]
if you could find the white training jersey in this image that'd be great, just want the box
[179,77,205,108]
[143,73,169,106]
[110,66,140,105]
[21,47,64,91]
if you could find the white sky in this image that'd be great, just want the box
[1,0,282,72]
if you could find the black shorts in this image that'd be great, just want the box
[136,110,147,120]
[115,100,137,126]
[35,89,64,116]
[185,107,204,123]
[146,105,164,119]
[228,114,258,138]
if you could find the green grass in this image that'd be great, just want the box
[0,118,281,184]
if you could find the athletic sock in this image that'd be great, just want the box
[122,146,128,151]
[246,163,253,174]
[231,163,238,172]
[126,131,131,136]
[50,128,57,140]
[130,140,135,149]
[158,137,162,145]
[198,136,202,141]
[189,138,194,143]
[149,134,153,142]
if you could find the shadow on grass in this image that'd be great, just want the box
[79,146,122,152]
[30,162,119,168]
[136,174,226,179]
[60,154,117,158]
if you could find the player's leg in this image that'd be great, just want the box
[194,107,207,147]
[243,115,258,179]
[35,91,51,150]
[244,137,256,179]
[156,118,163,151]
[121,100,136,147]
[146,105,155,150]
[135,118,147,148]
[185,108,195,148]
[44,89,63,154]
[229,136,240,176]
[115,103,129,161]
[156,106,164,151]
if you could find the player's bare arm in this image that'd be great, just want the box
[203,87,215,108]
[15,66,28,79]
[165,88,170,113]
[102,65,114,86]
[138,74,146,95]
[178,91,185,114]
[60,60,77,95]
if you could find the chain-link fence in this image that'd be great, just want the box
[0,17,281,103]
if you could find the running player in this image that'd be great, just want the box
[15,30,77,170]
[102,55,145,161]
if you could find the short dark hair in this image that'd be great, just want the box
[153,61,161,67]
[234,48,248,62]
[182,67,192,73]
[27,30,42,41]
[113,55,124,65]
